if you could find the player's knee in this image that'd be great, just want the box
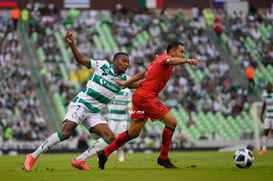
[129,133,139,139]
[128,130,141,139]
[61,120,77,140]
[100,131,116,142]
[173,120,177,128]
[264,129,270,136]
[167,120,177,129]
[60,129,74,140]
[106,134,116,142]
[61,131,71,140]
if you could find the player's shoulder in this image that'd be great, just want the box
[157,54,172,60]
[155,54,172,64]
[119,74,131,81]
[90,58,109,68]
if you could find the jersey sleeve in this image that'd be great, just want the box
[157,54,172,66]
[89,58,108,70]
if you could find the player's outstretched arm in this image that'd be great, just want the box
[165,57,198,66]
[115,70,146,89]
[65,30,89,67]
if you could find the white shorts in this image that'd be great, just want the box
[64,102,107,131]
[263,118,273,130]
[108,120,128,135]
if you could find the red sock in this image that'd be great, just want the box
[159,127,174,160]
[104,131,131,157]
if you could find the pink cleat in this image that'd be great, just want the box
[71,159,90,170]
[258,150,267,155]
[24,154,36,171]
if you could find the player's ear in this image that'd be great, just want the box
[169,49,175,56]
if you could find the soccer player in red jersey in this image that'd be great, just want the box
[98,41,198,169]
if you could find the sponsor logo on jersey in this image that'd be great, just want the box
[99,79,107,85]
[72,112,78,118]
[94,74,119,92]
[129,110,145,114]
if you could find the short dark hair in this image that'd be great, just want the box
[166,41,184,54]
[113,52,129,61]
[154,45,166,57]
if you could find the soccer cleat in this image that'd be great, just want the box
[157,157,178,169]
[71,159,90,170]
[24,154,36,171]
[97,150,107,169]
[258,150,267,155]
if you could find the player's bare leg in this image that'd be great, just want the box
[24,121,77,171]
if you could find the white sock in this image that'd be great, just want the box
[119,147,124,161]
[32,132,63,159]
[119,147,124,157]
[76,137,111,161]
[262,136,268,151]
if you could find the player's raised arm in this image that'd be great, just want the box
[115,70,146,89]
[65,30,89,67]
[164,57,198,66]
[162,40,198,66]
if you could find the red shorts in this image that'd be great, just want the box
[130,93,170,121]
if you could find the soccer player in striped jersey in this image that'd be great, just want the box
[259,82,273,155]
[70,46,163,167]
[98,41,198,169]
[108,88,131,162]
[24,30,131,171]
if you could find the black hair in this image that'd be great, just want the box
[166,41,184,54]
[113,52,129,61]
[154,45,166,57]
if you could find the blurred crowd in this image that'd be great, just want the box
[108,7,249,119]
[0,15,48,142]
[211,7,273,91]
[1,3,272,142]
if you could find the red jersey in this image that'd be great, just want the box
[135,54,173,96]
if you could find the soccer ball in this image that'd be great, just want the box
[233,148,254,168]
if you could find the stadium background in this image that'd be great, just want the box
[0,0,272,155]
[15,0,271,9]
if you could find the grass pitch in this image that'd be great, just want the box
[0,150,272,181]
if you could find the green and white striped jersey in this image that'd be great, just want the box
[108,88,131,121]
[262,91,273,118]
[71,59,130,113]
